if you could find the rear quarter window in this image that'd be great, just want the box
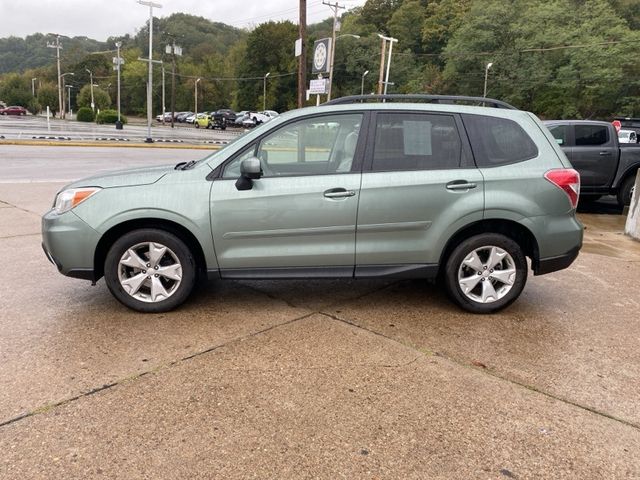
[575,125,609,146]
[462,114,538,167]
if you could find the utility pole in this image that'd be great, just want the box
[85,68,95,111]
[165,40,182,128]
[297,0,306,108]
[161,66,166,124]
[263,72,270,111]
[31,78,37,97]
[137,0,162,143]
[194,78,201,116]
[323,1,345,101]
[377,36,386,94]
[47,35,63,118]
[114,41,124,129]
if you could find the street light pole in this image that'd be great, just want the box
[85,68,95,111]
[114,41,123,129]
[65,85,74,117]
[379,35,398,95]
[31,78,37,97]
[138,0,162,143]
[162,66,166,124]
[483,62,494,98]
[194,77,200,116]
[360,70,369,96]
[263,72,270,111]
[59,72,74,118]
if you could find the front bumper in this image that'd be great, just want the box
[41,209,101,281]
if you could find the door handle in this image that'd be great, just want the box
[599,151,612,156]
[446,181,477,191]
[323,188,356,198]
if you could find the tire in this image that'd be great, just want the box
[195,123,199,129]
[444,233,528,314]
[617,175,636,207]
[104,229,197,313]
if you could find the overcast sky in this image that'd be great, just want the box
[0,0,367,40]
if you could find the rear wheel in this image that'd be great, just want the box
[444,233,527,314]
[104,229,197,313]
[617,175,637,207]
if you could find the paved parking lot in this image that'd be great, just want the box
[1,145,639,478]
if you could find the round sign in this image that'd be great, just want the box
[612,120,622,132]
[313,42,328,72]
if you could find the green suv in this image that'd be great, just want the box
[42,95,583,314]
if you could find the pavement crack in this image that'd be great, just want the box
[323,311,640,432]
[0,232,41,240]
[0,312,315,430]
[0,199,42,217]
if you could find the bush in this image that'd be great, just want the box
[76,107,95,122]
[27,97,41,115]
[96,109,127,124]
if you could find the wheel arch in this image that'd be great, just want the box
[94,218,208,281]
[438,219,540,276]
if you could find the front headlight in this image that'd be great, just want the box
[53,187,101,214]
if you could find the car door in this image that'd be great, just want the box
[355,111,483,274]
[571,124,618,188]
[209,112,366,277]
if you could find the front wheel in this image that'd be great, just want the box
[444,233,527,314]
[104,229,197,313]
[617,175,637,207]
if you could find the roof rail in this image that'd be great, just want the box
[324,94,517,110]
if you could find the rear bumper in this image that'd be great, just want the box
[534,246,581,275]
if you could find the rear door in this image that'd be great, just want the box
[572,124,618,188]
[355,111,483,273]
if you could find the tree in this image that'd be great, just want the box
[236,21,298,112]
[37,82,58,111]
[77,84,111,110]
[0,73,31,106]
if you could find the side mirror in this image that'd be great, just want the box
[240,157,263,179]
[235,157,263,191]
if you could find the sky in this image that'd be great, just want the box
[0,0,367,40]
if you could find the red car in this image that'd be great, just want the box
[0,106,27,115]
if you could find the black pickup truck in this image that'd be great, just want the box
[544,120,640,206]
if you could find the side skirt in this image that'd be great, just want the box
[209,264,439,280]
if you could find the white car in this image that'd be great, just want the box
[241,110,279,128]
[618,129,638,144]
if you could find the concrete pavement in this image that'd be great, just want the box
[1,149,639,478]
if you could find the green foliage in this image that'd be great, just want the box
[76,107,95,122]
[236,21,298,112]
[96,109,126,124]
[37,83,58,112]
[77,84,111,110]
[0,33,106,74]
[26,97,41,114]
[0,73,31,106]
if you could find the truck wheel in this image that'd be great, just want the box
[104,229,197,313]
[444,233,527,314]
[617,175,636,207]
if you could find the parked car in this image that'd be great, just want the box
[216,109,237,125]
[155,112,173,122]
[42,94,583,314]
[234,111,249,126]
[196,112,226,130]
[0,105,27,115]
[618,129,638,144]
[545,120,640,206]
[175,111,194,123]
[242,110,279,128]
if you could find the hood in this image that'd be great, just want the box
[65,164,177,189]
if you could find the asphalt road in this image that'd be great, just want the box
[0,114,241,144]
[1,145,639,478]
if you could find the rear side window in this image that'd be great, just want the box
[372,113,464,171]
[463,114,538,167]
[575,125,608,146]
[548,125,570,146]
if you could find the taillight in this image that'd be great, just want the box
[544,169,580,209]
